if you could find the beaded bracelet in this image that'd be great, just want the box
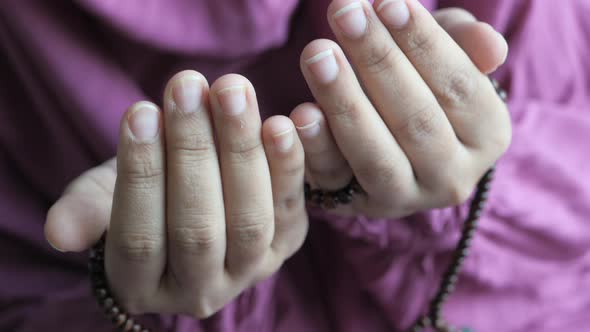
[89,78,507,332]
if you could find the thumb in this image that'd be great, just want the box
[434,8,509,74]
[45,158,116,252]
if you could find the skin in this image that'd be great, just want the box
[44,0,510,318]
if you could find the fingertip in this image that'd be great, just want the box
[263,115,298,154]
[45,195,108,253]
[123,101,162,144]
[478,23,509,73]
[300,39,342,67]
[45,204,68,252]
[492,29,509,71]
[446,21,509,74]
[433,7,477,29]
[210,74,258,117]
[290,103,324,140]
[290,103,322,124]
[210,73,253,96]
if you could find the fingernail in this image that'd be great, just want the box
[128,103,160,143]
[273,128,294,153]
[217,85,247,116]
[295,120,320,138]
[334,2,367,39]
[377,0,410,29]
[305,49,339,84]
[47,239,67,252]
[171,75,202,113]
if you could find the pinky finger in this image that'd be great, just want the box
[290,103,353,190]
[261,116,308,262]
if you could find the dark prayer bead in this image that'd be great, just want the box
[322,193,337,209]
[95,288,107,299]
[115,314,127,326]
[123,319,135,331]
[109,306,120,317]
[304,177,362,208]
[337,190,352,204]
[103,297,114,310]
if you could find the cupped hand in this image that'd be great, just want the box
[45,72,308,318]
[290,0,511,217]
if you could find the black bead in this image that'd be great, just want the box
[102,297,114,309]
[336,190,352,204]
[94,288,108,299]
[322,193,337,209]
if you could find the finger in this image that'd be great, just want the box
[210,74,275,276]
[447,22,508,75]
[374,0,510,151]
[45,158,116,252]
[261,116,308,265]
[434,8,508,74]
[300,39,416,202]
[433,7,476,28]
[163,71,226,293]
[290,102,352,190]
[327,0,461,191]
[105,101,166,311]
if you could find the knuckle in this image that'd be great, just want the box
[488,107,513,155]
[355,157,396,190]
[168,133,216,163]
[397,103,441,141]
[171,222,219,254]
[182,295,221,319]
[111,231,162,263]
[326,96,363,122]
[275,192,304,215]
[228,210,273,247]
[226,137,264,163]
[119,149,164,189]
[193,308,215,320]
[191,300,218,320]
[405,27,439,62]
[359,43,402,75]
[445,179,474,205]
[436,69,479,108]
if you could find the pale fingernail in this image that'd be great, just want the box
[377,0,410,29]
[47,239,67,252]
[128,103,160,143]
[295,120,320,138]
[305,49,339,84]
[171,75,203,113]
[273,128,294,153]
[217,85,247,116]
[334,1,367,39]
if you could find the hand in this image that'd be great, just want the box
[45,72,308,317]
[290,1,511,217]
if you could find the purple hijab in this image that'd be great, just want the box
[0,0,589,331]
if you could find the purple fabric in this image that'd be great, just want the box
[1,0,589,331]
